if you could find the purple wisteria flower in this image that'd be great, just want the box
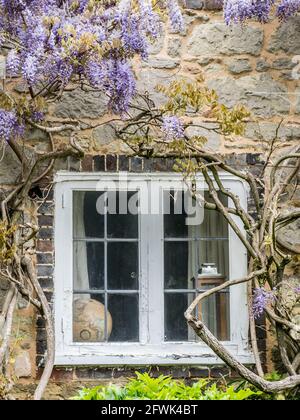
[167,0,185,32]
[162,116,185,140]
[105,60,136,114]
[0,109,24,142]
[224,0,299,23]
[30,111,45,123]
[294,286,300,294]
[119,13,150,60]
[138,0,161,38]
[277,0,300,20]
[224,0,275,24]
[86,59,136,114]
[252,287,276,319]
[6,49,20,77]
[22,54,39,85]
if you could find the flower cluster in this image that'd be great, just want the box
[0,0,184,118]
[277,0,300,20]
[252,287,276,319]
[162,116,185,140]
[0,109,24,142]
[224,0,299,24]
[6,49,20,77]
[167,0,185,32]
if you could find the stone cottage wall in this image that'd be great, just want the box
[0,2,300,399]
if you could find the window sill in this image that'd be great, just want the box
[55,344,254,366]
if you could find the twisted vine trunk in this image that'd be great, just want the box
[0,135,84,400]
[186,315,300,393]
[22,256,55,401]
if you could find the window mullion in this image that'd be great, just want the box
[104,202,108,342]
[139,184,150,345]
[147,181,164,345]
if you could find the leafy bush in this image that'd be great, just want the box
[73,372,260,401]
[230,372,300,401]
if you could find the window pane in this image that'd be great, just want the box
[164,242,192,289]
[164,191,188,238]
[164,240,229,290]
[107,191,139,239]
[164,191,228,239]
[198,240,229,279]
[201,192,228,238]
[73,294,110,342]
[199,289,230,341]
[164,238,230,342]
[107,242,139,290]
[108,294,139,342]
[74,242,104,291]
[73,191,104,238]
[165,293,196,341]
[196,241,230,341]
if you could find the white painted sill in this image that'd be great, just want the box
[55,343,255,366]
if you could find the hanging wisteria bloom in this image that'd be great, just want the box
[0,109,24,142]
[252,287,276,319]
[138,0,161,38]
[22,54,40,85]
[224,0,299,24]
[162,116,185,140]
[224,0,275,24]
[167,0,185,32]
[6,49,20,77]
[277,0,300,20]
[85,59,136,114]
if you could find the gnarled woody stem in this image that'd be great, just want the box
[185,269,300,392]
[186,314,300,393]
[22,256,55,401]
[185,269,265,318]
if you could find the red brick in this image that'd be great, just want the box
[81,155,93,171]
[37,240,54,253]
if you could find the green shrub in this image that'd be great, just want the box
[229,372,300,401]
[73,372,261,401]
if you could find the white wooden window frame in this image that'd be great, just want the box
[54,171,254,366]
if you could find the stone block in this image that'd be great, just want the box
[54,89,108,119]
[168,38,182,58]
[186,123,221,150]
[143,58,180,69]
[256,59,270,72]
[268,16,300,54]
[207,74,290,117]
[227,59,252,74]
[93,124,117,147]
[14,352,32,378]
[0,147,21,185]
[187,23,263,57]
